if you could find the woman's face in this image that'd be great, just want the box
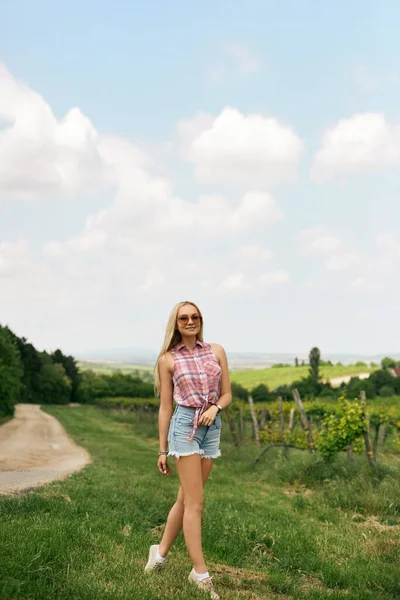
[176,304,202,337]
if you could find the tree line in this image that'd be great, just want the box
[0,323,153,419]
[232,347,400,403]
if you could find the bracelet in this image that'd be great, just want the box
[158,450,168,455]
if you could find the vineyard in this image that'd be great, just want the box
[93,390,400,467]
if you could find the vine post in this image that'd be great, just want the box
[247,394,261,447]
[292,388,315,452]
[278,396,289,459]
[360,390,376,468]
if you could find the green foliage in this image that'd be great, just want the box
[271,362,292,368]
[78,370,154,403]
[94,396,159,411]
[308,347,321,384]
[251,383,272,403]
[230,381,248,401]
[317,396,366,461]
[379,385,395,397]
[346,376,375,399]
[51,349,81,402]
[381,356,396,369]
[0,325,23,417]
[369,368,396,393]
[36,357,71,405]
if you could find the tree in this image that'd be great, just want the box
[381,357,396,370]
[0,325,23,417]
[251,384,271,403]
[309,347,321,385]
[369,369,396,395]
[230,382,249,401]
[51,349,80,402]
[37,354,71,404]
[294,357,299,367]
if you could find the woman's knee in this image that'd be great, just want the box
[184,498,204,515]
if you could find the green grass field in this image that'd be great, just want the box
[230,365,376,390]
[1,406,399,600]
[77,361,154,374]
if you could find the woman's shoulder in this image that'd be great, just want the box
[208,342,224,352]
[208,342,226,362]
[158,351,174,373]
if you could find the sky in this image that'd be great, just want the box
[1,0,400,357]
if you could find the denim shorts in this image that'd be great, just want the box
[167,404,222,460]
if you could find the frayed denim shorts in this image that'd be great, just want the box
[167,404,222,460]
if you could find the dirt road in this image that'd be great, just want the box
[0,404,90,495]
[326,372,371,388]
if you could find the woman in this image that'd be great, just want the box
[144,300,232,599]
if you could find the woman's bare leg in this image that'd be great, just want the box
[158,457,214,562]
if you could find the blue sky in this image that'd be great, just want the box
[1,0,400,357]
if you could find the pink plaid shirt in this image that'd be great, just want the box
[171,340,222,441]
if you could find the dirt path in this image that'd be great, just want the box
[326,372,371,387]
[0,404,90,495]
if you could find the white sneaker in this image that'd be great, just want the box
[144,544,167,573]
[188,569,220,599]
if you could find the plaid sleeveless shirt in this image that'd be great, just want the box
[170,339,222,441]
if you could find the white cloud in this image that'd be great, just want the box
[257,270,289,286]
[311,112,400,181]
[236,245,272,260]
[297,226,342,253]
[181,107,303,186]
[0,64,105,200]
[297,226,363,272]
[176,111,214,147]
[351,277,383,292]
[223,43,260,73]
[218,273,251,293]
[326,251,362,271]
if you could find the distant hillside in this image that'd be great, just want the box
[76,348,400,371]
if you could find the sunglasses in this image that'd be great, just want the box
[177,314,202,324]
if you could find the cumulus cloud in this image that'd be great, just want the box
[0,63,293,351]
[311,112,400,181]
[0,64,106,200]
[180,107,303,186]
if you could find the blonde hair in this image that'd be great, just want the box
[154,300,204,397]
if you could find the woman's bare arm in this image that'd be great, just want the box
[158,353,174,452]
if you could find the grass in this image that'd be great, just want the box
[77,361,154,375]
[231,365,376,390]
[1,405,399,600]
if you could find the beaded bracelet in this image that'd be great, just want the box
[158,450,168,455]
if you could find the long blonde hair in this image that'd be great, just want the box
[154,300,204,397]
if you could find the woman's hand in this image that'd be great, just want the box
[198,405,219,426]
[157,454,172,476]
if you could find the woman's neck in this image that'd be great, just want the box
[180,334,197,350]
